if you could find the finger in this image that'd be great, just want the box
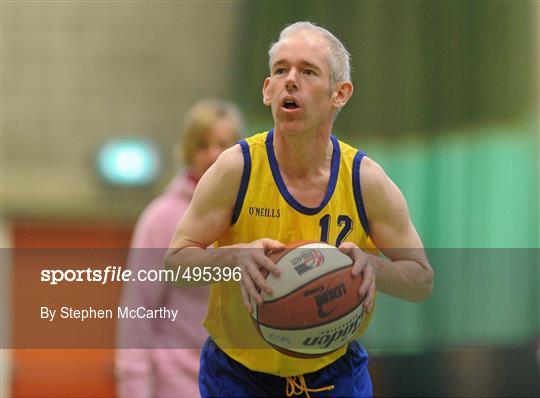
[242,270,263,305]
[338,241,356,250]
[240,283,253,313]
[338,242,356,256]
[366,283,376,312]
[364,282,376,312]
[260,238,285,252]
[358,263,374,299]
[352,257,369,277]
[257,253,281,277]
[339,244,367,277]
[246,262,273,295]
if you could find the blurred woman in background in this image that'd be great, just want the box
[116,99,244,398]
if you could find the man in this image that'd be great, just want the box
[166,22,433,397]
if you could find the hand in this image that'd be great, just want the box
[338,242,376,312]
[231,238,284,313]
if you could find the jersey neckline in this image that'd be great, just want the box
[265,129,341,215]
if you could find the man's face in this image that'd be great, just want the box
[262,31,335,135]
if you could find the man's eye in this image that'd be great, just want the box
[304,69,315,76]
[274,68,285,75]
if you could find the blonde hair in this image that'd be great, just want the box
[176,99,244,166]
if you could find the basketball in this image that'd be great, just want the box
[250,241,366,358]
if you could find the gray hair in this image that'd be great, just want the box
[268,22,351,88]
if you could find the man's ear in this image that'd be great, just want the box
[332,81,354,110]
[262,77,272,106]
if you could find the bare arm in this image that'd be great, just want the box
[361,157,433,302]
[168,145,243,250]
[164,144,282,306]
[164,145,243,279]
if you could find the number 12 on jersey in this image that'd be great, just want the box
[319,214,353,246]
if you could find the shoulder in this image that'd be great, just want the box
[189,143,246,211]
[211,143,245,181]
[335,137,359,159]
[359,156,389,195]
[359,156,408,223]
[332,138,388,194]
[244,131,270,148]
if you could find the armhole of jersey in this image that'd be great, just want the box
[231,140,251,225]
[352,151,370,236]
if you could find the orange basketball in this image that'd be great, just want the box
[250,241,366,358]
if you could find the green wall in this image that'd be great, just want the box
[234,2,537,138]
[360,124,539,352]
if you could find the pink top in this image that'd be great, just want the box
[116,174,208,398]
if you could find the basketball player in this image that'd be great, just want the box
[166,22,433,397]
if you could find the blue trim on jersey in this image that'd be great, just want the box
[265,129,340,215]
[353,151,370,236]
[231,140,251,224]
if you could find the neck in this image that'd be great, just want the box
[273,125,333,178]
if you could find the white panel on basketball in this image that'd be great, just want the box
[262,242,353,300]
[259,304,364,355]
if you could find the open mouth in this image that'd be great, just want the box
[282,99,299,110]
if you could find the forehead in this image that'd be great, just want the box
[271,31,330,72]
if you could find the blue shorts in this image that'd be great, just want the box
[199,338,372,398]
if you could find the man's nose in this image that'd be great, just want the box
[285,70,298,91]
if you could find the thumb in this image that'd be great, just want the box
[338,241,356,253]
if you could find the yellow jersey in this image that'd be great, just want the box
[205,130,376,376]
